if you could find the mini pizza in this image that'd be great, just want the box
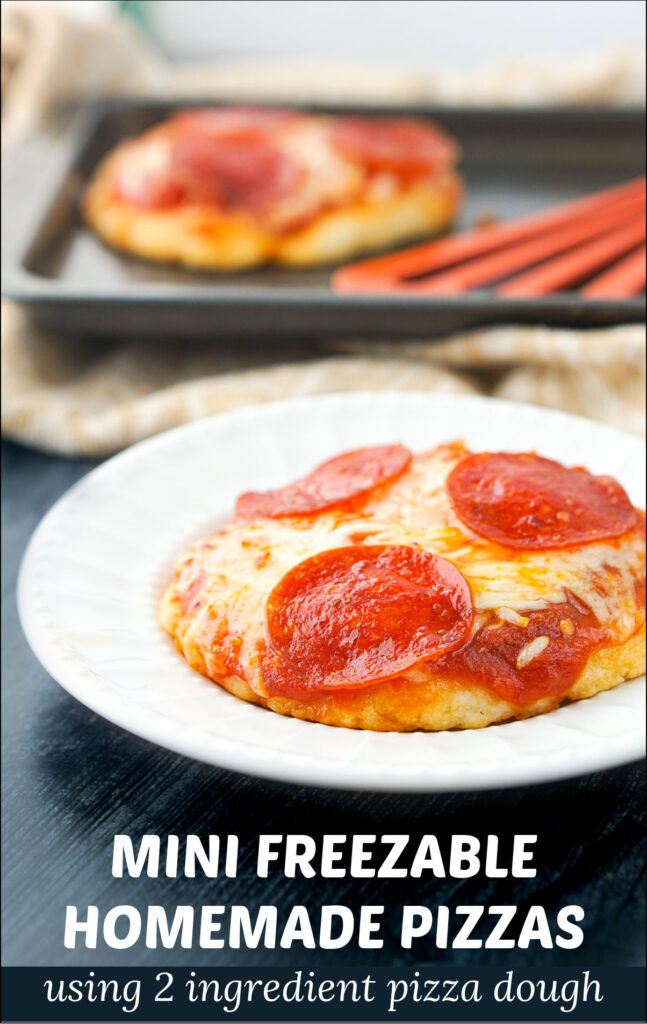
[159,443,645,731]
[82,107,461,270]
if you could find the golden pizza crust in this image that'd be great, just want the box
[83,147,461,271]
[159,586,645,731]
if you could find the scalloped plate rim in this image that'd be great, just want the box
[17,391,646,792]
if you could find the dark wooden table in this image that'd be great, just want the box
[2,439,645,969]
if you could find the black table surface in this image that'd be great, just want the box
[2,438,645,969]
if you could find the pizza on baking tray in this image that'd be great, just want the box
[82,107,461,270]
[159,442,646,731]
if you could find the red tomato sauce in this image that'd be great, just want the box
[430,594,611,706]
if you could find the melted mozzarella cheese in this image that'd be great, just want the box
[267,120,364,231]
[111,138,173,196]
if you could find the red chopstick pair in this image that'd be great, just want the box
[332,177,646,299]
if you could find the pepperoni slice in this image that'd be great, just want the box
[236,444,412,519]
[114,108,301,213]
[170,133,300,214]
[330,117,457,176]
[447,451,638,550]
[262,544,473,697]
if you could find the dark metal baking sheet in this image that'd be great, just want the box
[2,101,645,339]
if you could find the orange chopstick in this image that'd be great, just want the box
[332,177,646,293]
[581,245,646,298]
[498,219,646,297]
[413,193,644,294]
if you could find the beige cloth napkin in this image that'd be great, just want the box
[1,3,645,456]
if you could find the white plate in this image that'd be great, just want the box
[18,392,646,792]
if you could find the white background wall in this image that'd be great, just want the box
[152,0,645,65]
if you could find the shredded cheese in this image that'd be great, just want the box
[516,635,550,669]
[496,607,529,627]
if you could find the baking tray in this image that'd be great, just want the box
[2,101,645,339]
